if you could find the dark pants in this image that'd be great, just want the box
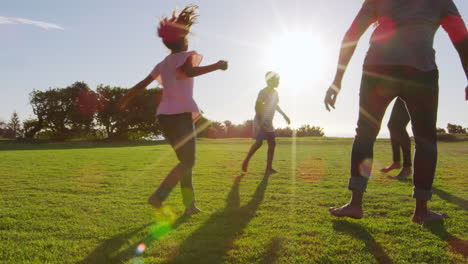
[388,97,412,167]
[154,113,196,207]
[349,65,439,200]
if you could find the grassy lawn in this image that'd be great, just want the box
[0,138,467,264]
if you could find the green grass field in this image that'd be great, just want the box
[1,138,467,264]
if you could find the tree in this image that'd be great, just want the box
[29,82,100,140]
[23,118,42,139]
[7,111,21,138]
[447,123,466,134]
[96,85,162,139]
[275,127,294,137]
[296,125,325,137]
[0,120,7,138]
[436,128,447,134]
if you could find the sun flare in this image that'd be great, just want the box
[267,32,330,87]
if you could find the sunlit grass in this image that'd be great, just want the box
[0,138,467,263]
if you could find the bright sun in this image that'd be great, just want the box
[267,32,330,87]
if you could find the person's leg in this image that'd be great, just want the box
[396,103,412,179]
[330,66,397,219]
[242,139,263,172]
[148,114,184,208]
[400,69,447,222]
[169,114,200,214]
[381,99,404,172]
[381,98,413,178]
[265,134,277,174]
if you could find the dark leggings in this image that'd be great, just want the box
[388,97,412,167]
[155,113,196,207]
[349,65,438,200]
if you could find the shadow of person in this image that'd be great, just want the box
[166,172,270,264]
[424,220,468,258]
[79,222,153,264]
[332,220,394,264]
[433,187,468,211]
[80,215,190,264]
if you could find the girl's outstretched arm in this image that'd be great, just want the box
[119,74,154,109]
[276,106,290,125]
[324,1,376,111]
[182,56,228,77]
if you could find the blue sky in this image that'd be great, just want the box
[1,0,467,137]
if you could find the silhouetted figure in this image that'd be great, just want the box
[120,5,228,215]
[324,0,468,223]
[380,97,412,179]
[242,72,290,174]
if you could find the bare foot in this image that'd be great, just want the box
[242,160,248,172]
[396,167,412,179]
[329,203,363,219]
[184,205,202,216]
[148,194,163,208]
[265,168,278,174]
[412,210,448,224]
[380,162,401,173]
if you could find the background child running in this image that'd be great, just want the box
[242,72,290,174]
[120,5,228,215]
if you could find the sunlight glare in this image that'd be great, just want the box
[268,32,330,87]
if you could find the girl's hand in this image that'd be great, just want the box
[324,83,340,111]
[284,115,291,125]
[217,60,228,71]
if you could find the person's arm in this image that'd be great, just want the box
[119,74,154,109]
[440,3,468,100]
[181,56,228,78]
[453,37,468,101]
[324,1,377,111]
[276,105,290,125]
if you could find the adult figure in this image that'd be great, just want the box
[324,0,468,222]
[380,97,412,179]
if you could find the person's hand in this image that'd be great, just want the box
[217,60,228,71]
[284,115,291,125]
[465,85,468,101]
[324,83,340,111]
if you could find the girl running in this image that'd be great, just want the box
[120,5,228,215]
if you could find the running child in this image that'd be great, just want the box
[120,5,228,215]
[242,72,290,174]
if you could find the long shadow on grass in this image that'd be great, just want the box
[166,173,270,264]
[333,220,394,264]
[433,187,468,211]
[425,221,468,257]
[80,216,189,264]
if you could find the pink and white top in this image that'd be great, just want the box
[150,51,203,120]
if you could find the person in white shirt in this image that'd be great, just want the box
[324,0,468,223]
[120,5,228,215]
[242,72,290,174]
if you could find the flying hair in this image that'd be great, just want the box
[157,5,199,44]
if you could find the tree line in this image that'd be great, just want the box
[0,82,326,140]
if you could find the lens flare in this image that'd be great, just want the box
[136,243,146,255]
[359,159,373,179]
[150,206,177,240]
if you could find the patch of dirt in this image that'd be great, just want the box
[298,157,325,184]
